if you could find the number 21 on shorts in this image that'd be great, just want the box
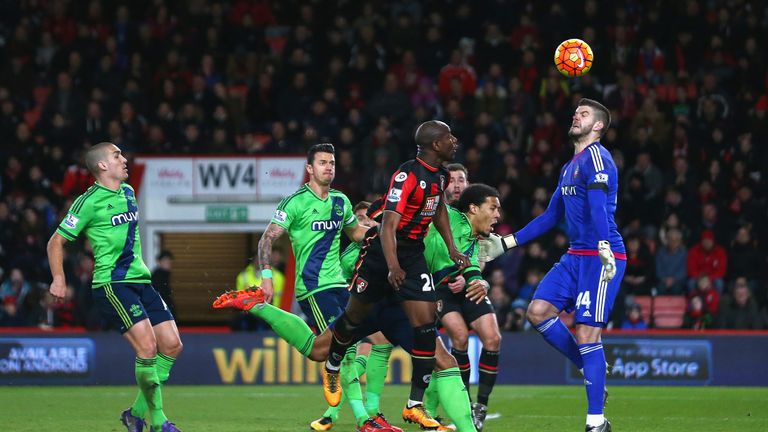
[420,273,435,292]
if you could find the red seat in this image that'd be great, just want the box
[652,295,687,329]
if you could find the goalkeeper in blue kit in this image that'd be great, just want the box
[479,99,625,432]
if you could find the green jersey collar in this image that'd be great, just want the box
[93,182,124,194]
[303,183,330,201]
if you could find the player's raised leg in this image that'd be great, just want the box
[213,290,324,359]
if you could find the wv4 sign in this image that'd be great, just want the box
[195,159,258,195]
[567,338,712,385]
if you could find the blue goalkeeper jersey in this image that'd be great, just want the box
[516,141,625,255]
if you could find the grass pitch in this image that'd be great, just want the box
[3,385,767,431]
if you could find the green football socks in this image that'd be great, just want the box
[436,367,476,432]
[328,346,369,426]
[131,353,176,418]
[322,349,369,422]
[424,371,440,417]
[364,343,392,416]
[134,357,167,428]
[250,303,316,357]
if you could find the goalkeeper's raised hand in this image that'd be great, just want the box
[598,240,616,282]
[478,233,518,262]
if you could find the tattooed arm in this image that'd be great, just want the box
[257,222,286,303]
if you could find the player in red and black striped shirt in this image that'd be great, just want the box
[323,120,470,428]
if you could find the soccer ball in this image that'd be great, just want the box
[554,39,594,77]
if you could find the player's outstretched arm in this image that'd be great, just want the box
[480,186,565,263]
[258,222,286,302]
[47,233,69,300]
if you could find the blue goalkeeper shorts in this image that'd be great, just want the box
[533,253,626,326]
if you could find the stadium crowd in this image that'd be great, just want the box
[1,0,768,330]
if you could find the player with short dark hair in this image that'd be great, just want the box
[427,183,503,431]
[48,142,183,432]
[479,98,624,432]
[253,143,380,431]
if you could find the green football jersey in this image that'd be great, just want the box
[423,205,481,286]
[56,183,152,287]
[340,242,361,281]
[271,184,357,300]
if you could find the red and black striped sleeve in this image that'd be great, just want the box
[384,167,418,215]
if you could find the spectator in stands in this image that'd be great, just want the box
[621,304,648,330]
[655,228,688,295]
[688,274,720,320]
[0,1,767,331]
[515,268,541,308]
[625,151,664,207]
[40,283,77,328]
[693,203,728,246]
[716,277,766,329]
[488,270,513,331]
[622,236,655,296]
[687,230,728,292]
[437,49,477,100]
[728,226,761,285]
[152,250,177,319]
[684,295,714,330]
[0,268,32,326]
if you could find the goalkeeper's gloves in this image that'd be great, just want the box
[478,233,518,262]
[598,240,616,282]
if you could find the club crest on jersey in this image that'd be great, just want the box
[64,214,79,229]
[394,172,408,182]
[355,277,368,293]
[421,195,440,215]
[111,211,138,226]
[420,180,427,189]
[573,166,580,179]
[334,203,343,216]
[387,188,402,202]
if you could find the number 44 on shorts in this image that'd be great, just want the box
[576,291,591,311]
